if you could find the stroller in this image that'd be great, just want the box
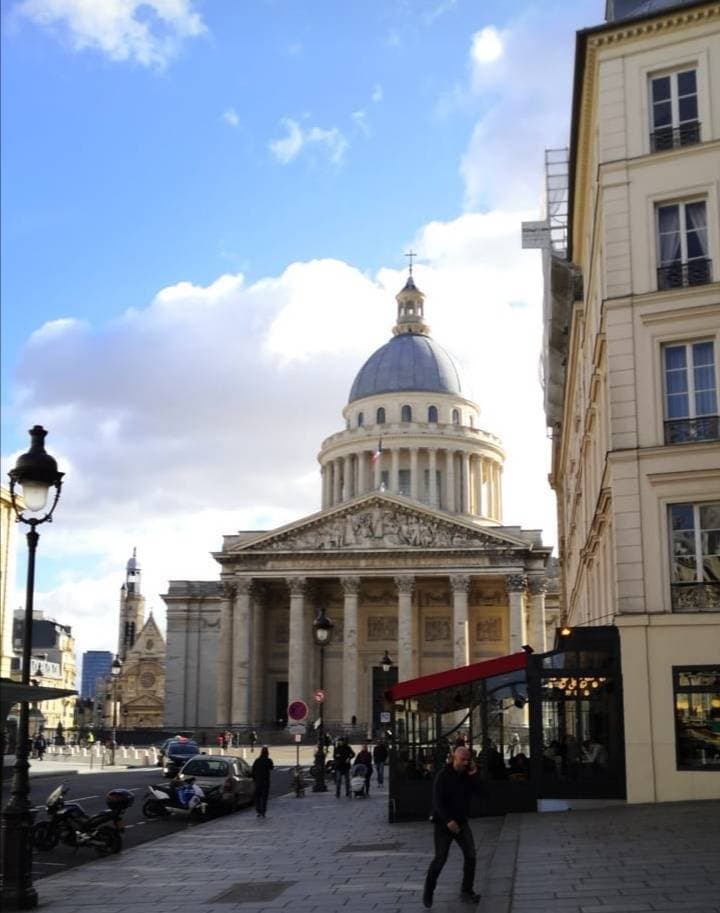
[350,762,368,798]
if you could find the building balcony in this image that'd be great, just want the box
[650,120,701,153]
[672,582,720,612]
[657,258,712,291]
[664,415,719,445]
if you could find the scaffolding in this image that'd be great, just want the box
[543,147,569,257]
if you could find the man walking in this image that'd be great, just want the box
[372,739,388,788]
[251,746,274,818]
[423,746,483,907]
[333,737,355,798]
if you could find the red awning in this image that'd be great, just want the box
[388,651,528,702]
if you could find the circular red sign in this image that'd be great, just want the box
[287,700,308,722]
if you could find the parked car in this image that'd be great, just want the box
[161,739,200,776]
[178,754,255,812]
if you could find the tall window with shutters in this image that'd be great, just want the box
[662,340,718,443]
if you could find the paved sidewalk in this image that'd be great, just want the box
[32,788,720,913]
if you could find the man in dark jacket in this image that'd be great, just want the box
[372,739,389,788]
[333,738,355,798]
[251,746,274,818]
[422,746,483,907]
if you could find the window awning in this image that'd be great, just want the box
[388,652,528,703]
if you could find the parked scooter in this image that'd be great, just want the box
[142,776,218,819]
[32,784,133,855]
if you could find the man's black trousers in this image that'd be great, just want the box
[424,819,476,896]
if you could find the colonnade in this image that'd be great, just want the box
[215,572,546,728]
[320,447,502,519]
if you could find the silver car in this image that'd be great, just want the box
[178,755,255,812]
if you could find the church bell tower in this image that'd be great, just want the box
[118,547,145,661]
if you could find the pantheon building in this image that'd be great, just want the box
[163,274,556,733]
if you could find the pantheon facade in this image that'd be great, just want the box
[163,275,555,732]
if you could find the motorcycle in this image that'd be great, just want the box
[142,777,218,819]
[32,785,134,855]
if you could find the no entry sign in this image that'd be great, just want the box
[287,699,308,722]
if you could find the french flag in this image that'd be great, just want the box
[371,438,383,464]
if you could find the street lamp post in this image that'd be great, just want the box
[380,650,394,738]
[110,656,122,765]
[311,606,334,793]
[1,425,64,911]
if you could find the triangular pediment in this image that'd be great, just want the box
[225,493,531,555]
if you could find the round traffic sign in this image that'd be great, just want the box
[313,689,325,703]
[287,699,308,722]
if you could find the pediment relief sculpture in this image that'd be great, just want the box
[242,501,518,554]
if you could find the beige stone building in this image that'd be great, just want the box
[163,275,556,734]
[537,0,720,802]
[101,551,166,729]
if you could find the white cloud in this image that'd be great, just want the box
[470,26,503,65]
[7,209,556,660]
[222,107,240,128]
[371,84,383,103]
[459,3,598,210]
[16,0,206,69]
[352,110,370,137]
[269,118,348,165]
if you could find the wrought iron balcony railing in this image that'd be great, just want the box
[672,582,720,612]
[650,121,701,152]
[664,415,720,444]
[657,258,712,291]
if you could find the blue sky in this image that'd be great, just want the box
[1,0,601,659]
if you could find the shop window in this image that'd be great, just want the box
[673,666,720,770]
[662,341,718,443]
[428,405,438,423]
[401,404,412,422]
[668,501,720,611]
[656,200,711,289]
[376,407,386,425]
[650,68,700,152]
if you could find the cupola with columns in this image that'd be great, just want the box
[318,273,505,522]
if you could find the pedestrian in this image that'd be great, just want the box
[422,746,484,908]
[333,737,355,798]
[251,746,274,818]
[249,729,258,753]
[373,738,389,788]
[34,733,47,760]
[216,733,224,749]
[355,742,373,794]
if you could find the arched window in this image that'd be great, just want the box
[401,404,412,422]
[469,414,474,428]
[428,405,438,423]
[452,408,460,425]
[358,412,364,427]
[376,407,386,425]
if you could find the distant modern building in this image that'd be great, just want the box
[80,650,112,699]
[530,0,719,802]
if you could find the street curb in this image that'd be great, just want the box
[478,812,522,913]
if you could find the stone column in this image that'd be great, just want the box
[428,448,437,507]
[341,576,361,724]
[358,451,367,495]
[287,577,308,704]
[391,446,400,495]
[450,574,470,667]
[506,574,527,654]
[446,450,456,512]
[528,577,547,652]
[395,575,415,682]
[410,447,419,500]
[216,581,235,725]
[461,452,471,514]
[332,459,341,505]
[474,456,483,516]
[231,578,253,726]
[250,587,265,724]
[343,454,353,500]
[498,465,504,522]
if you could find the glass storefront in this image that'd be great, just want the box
[673,666,720,770]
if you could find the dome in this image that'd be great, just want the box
[349,333,464,403]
